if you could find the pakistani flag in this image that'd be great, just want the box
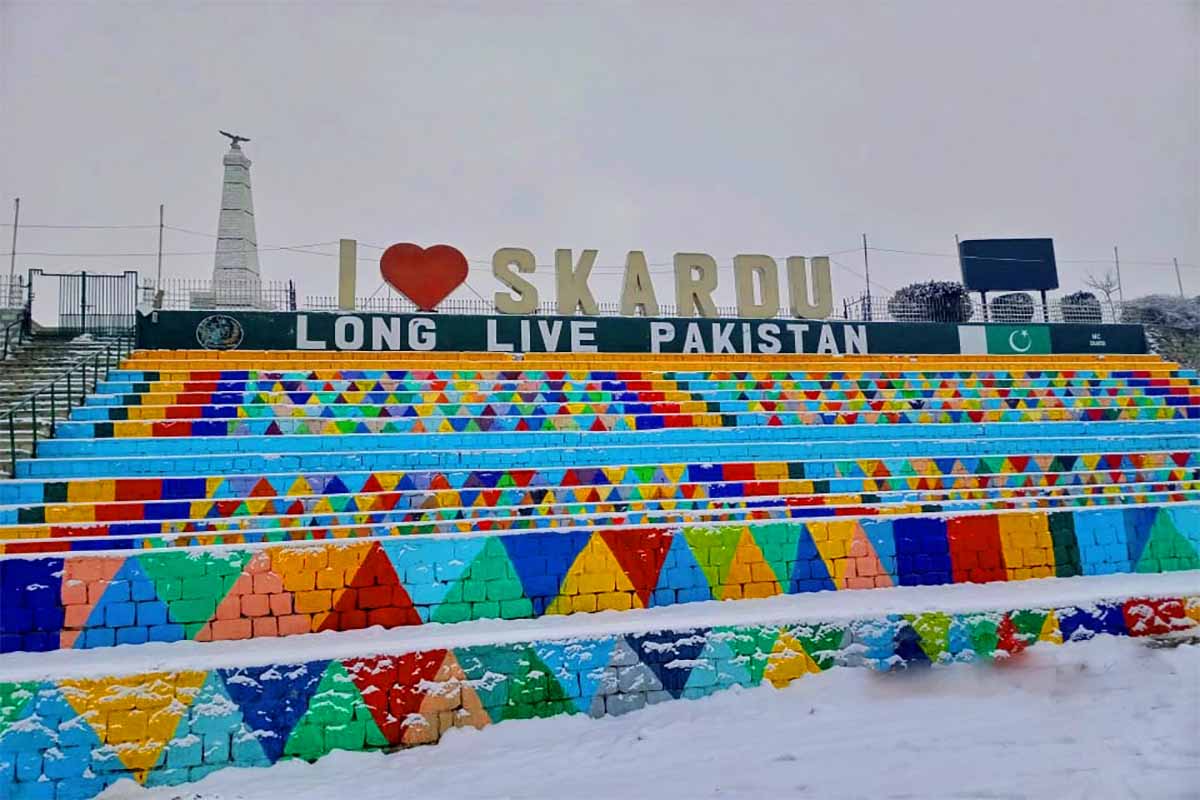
[958,325,1052,355]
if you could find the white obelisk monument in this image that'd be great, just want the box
[210,131,262,306]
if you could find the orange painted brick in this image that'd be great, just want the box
[278,614,312,636]
[841,559,857,578]
[846,577,875,590]
[214,599,241,621]
[254,572,284,594]
[848,537,869,558]
[211,618,252,641]
[61,580,88,606]
[743,582,777,599]
[245,553,270,574]
[749,562,777,583]
[295,590,331,614]
[63,604,91,628]
[252,617,278,637]
[70,557,121,582]
[227,574,252,596]
[86,581,110,604]
[268,593,293,616]
[855,557,878,577]
[240,594,270,617]
[874,576,892,588]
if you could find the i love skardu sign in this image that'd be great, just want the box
[379,244,834,319]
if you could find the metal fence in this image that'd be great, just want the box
[0,276,27,310]
[144,278,297,311]
[838,292,1121,325]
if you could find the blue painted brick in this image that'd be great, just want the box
[104,602,136,628]
[81,628,115,649]
[115,627,148,646]
[15,750,42,782]
[136,602,167,627]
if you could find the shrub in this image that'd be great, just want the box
[887,281,974,323]
[990,292,1034,323]
[1060,290,1103,324]
[1123,295,1200,369]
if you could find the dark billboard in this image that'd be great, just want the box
[959,238,1059,291]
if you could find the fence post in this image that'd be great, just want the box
[30,394,37,456]
[50,382,56,438]
[67,371,73,408]
[7,410,14,475]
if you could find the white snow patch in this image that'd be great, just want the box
[99,636,1199,800]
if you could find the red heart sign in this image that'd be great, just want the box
[379,243,469,311]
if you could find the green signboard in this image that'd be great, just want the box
[136,310,1148,356]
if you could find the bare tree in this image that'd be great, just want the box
[1085,271,1121,318]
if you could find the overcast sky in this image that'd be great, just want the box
[1,0,1197,308]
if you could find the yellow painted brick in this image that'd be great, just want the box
[596,592,632,611]
[571,594,598,613]
[315,568,344,590]
[578,571,616,594]
[294,589,332,613]
[749,562,778,583]
[283,571,316,592]
[106,709,148,743]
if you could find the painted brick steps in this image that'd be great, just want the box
[3,446,1196,502]
[0,572,1196,800]
[4,502,1198,653]
[18,427,1200,479]
[4,485,1199,555]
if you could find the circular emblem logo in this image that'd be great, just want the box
[195,314,244,350]
[1008,329,1032,353]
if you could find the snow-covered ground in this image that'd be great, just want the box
[102,636,1199,800]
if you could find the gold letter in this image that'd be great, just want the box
[620,251,660,317]
[493,247,539,314]
[555,249,600,315]
[674,253,719,317]
[786,256,833,319]
[733,255,780,318]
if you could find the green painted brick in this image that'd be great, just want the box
[499,598,533,619]
[431,602,471,624]
[461,579,487,603]
[169,599,216,624]
[283,720,325,760]
[485,580,523,602]
[471,601,501,619]
[181,576,221,599]
[323,719,365,753]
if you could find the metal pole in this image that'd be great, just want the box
[156,203,164,288]
[1113,245,1124,305]
[1174,258,1185,298]
[861,233,872,321]
[8,197,18,285]
[50,383,56,438]
[8,411,14,476]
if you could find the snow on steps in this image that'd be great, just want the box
[0,572,1196,799]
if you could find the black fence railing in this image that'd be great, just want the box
[4,334,136,475]
[144,278,297,311]
[838,293,1122,325]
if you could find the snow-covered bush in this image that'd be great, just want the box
[1060,291,1103,324]
[1123,295,1200,368]
[887,281,974,323]
[990,292,1034,323]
